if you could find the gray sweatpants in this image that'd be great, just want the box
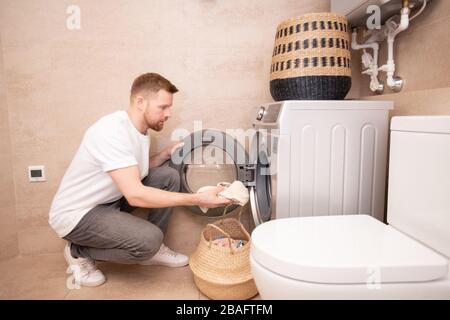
[63,165,180,264]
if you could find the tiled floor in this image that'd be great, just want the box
[0,253,260,300]
[0,207,259,300]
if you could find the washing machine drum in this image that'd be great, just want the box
[169,129,253,217]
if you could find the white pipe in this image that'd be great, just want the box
[351,29,382,93]
[379,6,410,89]
[392,7,410,38]
[351,0,418,93]
[351,30,379,63]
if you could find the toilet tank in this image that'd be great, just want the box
[387,116,450,258]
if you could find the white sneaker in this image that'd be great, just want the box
[64,243,106,287]
[138,243,189,267]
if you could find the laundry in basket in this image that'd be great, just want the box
[189,206,258,300]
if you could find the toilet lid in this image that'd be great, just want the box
[251,215,449,284]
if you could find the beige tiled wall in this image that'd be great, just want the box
[0,33,19,260]
[354,0,450,115]
[0,0,330,258]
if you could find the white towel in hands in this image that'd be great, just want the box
[196,181,249,213]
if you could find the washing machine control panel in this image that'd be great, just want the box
[256,107,266,121]
[256,103,282,123]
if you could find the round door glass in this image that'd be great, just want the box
[184,146,237,193]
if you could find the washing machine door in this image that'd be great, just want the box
[169,129,254,217]
[249,130,276,226]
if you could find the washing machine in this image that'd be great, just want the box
[169,128,254,217]
[170,100,393,226]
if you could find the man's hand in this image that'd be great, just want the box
[195,186,232,209]
[170,141,185,156]
[163,141,185,160]
[108,165,224,208]
[149,141,184,168]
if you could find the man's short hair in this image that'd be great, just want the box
[130,73,178,99]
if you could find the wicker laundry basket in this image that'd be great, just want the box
[189,207,258,300]
[270,12,352,100]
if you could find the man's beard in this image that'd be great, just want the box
[150,121,164,131]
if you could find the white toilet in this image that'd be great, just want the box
[250,115,450,299]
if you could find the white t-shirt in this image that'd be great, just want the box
[49,110,150,238]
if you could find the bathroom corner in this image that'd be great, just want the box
[0,32,19,261]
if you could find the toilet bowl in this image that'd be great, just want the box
[250,115,450,299]
[250,215,450,299]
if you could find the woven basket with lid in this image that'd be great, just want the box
[270,12,352,101]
